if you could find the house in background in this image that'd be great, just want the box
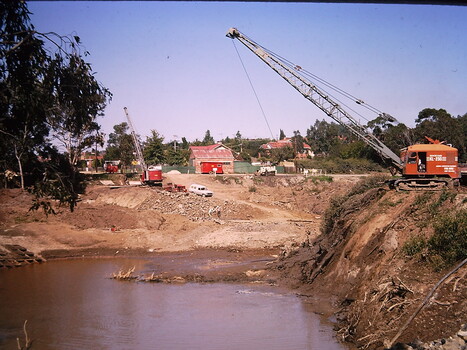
[189,144,235,174]
[259,138,313,159]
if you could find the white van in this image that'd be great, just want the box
[189,184,213,197]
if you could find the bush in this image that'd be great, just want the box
[428,209,467,269]
[248,186,257,193]
[402,235,427,257]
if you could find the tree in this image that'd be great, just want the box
[291,130,304,156]
[1,2,51,189]
[279,129,286,140]
[270,146,294,164]
[306,120,342,155]
[202,130,215,145]
[105,123,134,170]
[165,148,189,166]
[47,52,111,170]
[181,137,189,150]
[143,130,165,165]
[0,2,111,213]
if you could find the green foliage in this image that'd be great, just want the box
[305,175,333,184]
[291,130,304,155]
[427,190,457,216]
[202,130,215,146]
[105,123,134,167]
[164,148,189,166]
[0,1,110,212]
[402,235,427,257]
[427,209,467,269]
[143,130,165,165]
[28,152,86,215]
[296,157,383,174]
[414,108,467,162]
[306,119,344,154]
[47,53,111,168]
[279,129,286,140]
[269,146,294,163]
[248,186,257,193]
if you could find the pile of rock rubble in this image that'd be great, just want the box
[136,189,243,221]
[391,325,467,350]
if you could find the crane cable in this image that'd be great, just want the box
[241,31,388,124]
[231,40,276,141]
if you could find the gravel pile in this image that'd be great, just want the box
[137,189,244,221]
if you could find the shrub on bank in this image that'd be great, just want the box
[428,209,467,269]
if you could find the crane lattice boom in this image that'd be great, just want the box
[227,27,403,170]
[124,107,147,171]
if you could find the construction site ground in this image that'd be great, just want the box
[1,173,466,350]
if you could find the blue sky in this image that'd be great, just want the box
[29,2,466,144]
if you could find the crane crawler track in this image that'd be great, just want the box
[390,178,455,191]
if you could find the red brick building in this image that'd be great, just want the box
[189,144,235,174]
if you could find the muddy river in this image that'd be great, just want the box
[0,258,345,349]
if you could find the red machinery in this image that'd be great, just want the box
[124,107,163,186]
[104,161,120,173]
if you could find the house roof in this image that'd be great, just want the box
[190,144,235,160]
[260,139,311,150]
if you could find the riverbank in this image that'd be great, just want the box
[1,173,465,350]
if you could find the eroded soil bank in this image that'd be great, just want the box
[1,173,466,349]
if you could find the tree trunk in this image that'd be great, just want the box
[14,145,25,190]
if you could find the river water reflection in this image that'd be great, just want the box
[0,258,345,350]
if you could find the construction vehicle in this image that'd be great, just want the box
[163,183,187,192]
[227,28,461,190]
[124,107,163,186]
[257,165,277,176]
[104,160,120,173]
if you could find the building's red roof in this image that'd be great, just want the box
[190,144,234,160]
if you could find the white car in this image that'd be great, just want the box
[189,184,213,197]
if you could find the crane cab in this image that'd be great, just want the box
[141,165,163,186]
[401,144,460,179]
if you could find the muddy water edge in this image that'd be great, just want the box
[0,253,347,350]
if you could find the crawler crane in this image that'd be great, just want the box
[227,28,460,190]
[124,107,163,186]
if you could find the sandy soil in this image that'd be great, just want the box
[2,173,464,349]
[0,173,357,257]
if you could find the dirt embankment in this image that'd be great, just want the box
[0,173,354,268]
[1,173,465,349]
[275,179,467,349]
